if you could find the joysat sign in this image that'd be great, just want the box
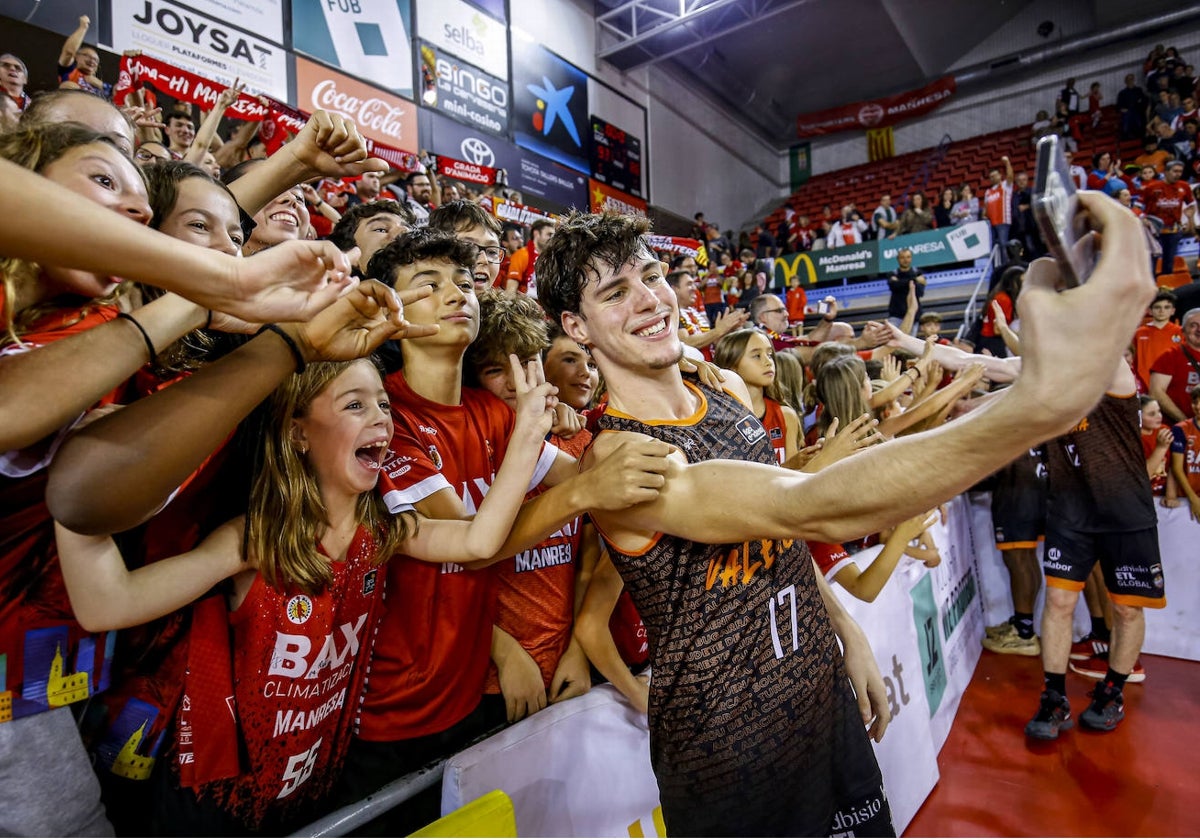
[295,58,417,151]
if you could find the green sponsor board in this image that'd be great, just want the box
[773,220,992,288]
[910,573,947,716]
[878,221,992,272]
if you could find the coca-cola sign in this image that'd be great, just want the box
[295,57,417,152]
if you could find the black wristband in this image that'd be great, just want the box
[257,323,306,374]
[203,310,213,330]
[116,311,158,367]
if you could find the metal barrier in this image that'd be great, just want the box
[291,723,508,838]
[955,244,998,343]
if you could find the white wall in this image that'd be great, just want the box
[810,22,1200,176]
[510,0,787,229]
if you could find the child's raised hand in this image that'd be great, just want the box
[510,353,558,437]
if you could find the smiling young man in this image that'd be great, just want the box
[428,200,505,290]
[341,229,671,832]
[535,201,1154,836]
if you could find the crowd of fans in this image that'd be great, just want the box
[0,17,1192,839]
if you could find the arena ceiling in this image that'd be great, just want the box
[594,0,1199,146]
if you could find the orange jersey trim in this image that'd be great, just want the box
[995,539,1041,550]
[1045,575,1085,592]
[1109,593,1167,609]
[604,380,710,427]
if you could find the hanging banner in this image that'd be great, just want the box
[295,57,418,153]
[789,141,811,191]
[647,235,707,264]
[867,125,895,161]
[796,76,956,138]
[512,45,590,175]
[437,154,497,185]
[479,195,557,226]
[418,42,509,136]
[588,178,647,218]
[114,53,270,119]
[107,0,288,99]
[291,0,413,97]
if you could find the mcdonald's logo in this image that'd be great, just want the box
[773,252,819,286]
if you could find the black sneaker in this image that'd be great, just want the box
[1025,689,1074,740]
[1080,682,1125,731]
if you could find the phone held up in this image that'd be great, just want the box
[1033,135,1096,287]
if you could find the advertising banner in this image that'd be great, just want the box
[512,45,589,175]
[796,76,956,138]
[422,108,587,209]
[480,196,557,226]
[107,0,287,99]
[588,178,647,218]
[773,222,992,287]
[418,42,508,136]
[789,141,811,191]
[415,0,508,81]
[291,0,413,96]
[114,53,270,118]
[877,221,991,271]
[437,154,497,185]
[295,57,417,152]
[589,115,642,197]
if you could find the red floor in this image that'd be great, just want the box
[904,650,1200,837]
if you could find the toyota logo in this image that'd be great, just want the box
[460,137,495,167]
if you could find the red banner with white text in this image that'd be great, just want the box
[114,54,270,120]
[438,155,498,186]
[796,76,956,138]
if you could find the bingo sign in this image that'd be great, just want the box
[588,115,642,197]
[292,0,414,97]
[107,0,288,99]
[295,58,417,152]
[419,42,508,136]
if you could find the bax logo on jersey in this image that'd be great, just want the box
[512,44,589,175]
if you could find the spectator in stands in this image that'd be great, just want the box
[1167,385,1200,520]
[1059,77,1081,115]
[507,218,554,295]
[1155,89,1183,127]
[713,329,801,464]
[1086,81,1103,129]
[133,140,173,170]
[1,53,29,112]
[872,194,899,239]
[1141,160,1196,278]
[701,263,727,326]
[57,16,110,97]
[343,170,382,208]
[705,223,731,262]
[670,269,746,357]
[328,199,413,276]
[754,222,777,258]
[1149,307,1200,422]
[934,186,955,228]
[1133,289,1183,388]
[1172,119,1198,160]
[951,182,980,225]
[886,248,925,327]
[984,156,1015,260]
[1011,171,1042,257]
[827,205,867,247]
[1087,152,1125,196]
[1117,73,1151,140]
[691,211,707,242]
[1031,109,1053,146]
[157,108,194,158]
[898,192,934,235]
[977,265,1022,358]
[1140,395,1173,497]
[401,170,434,223]
[429,200,504,291]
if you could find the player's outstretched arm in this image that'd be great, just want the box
[592,193,1154,546]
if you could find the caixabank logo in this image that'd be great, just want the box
[512,45,589,175]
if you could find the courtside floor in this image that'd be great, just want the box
[904,651,1198,836]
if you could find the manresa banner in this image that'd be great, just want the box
[419,42,508,136]
[108,0,287,98]
[292,0,413,97]
[415,0,508,80]
[878,221,991,272]
[774,222,992,286]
